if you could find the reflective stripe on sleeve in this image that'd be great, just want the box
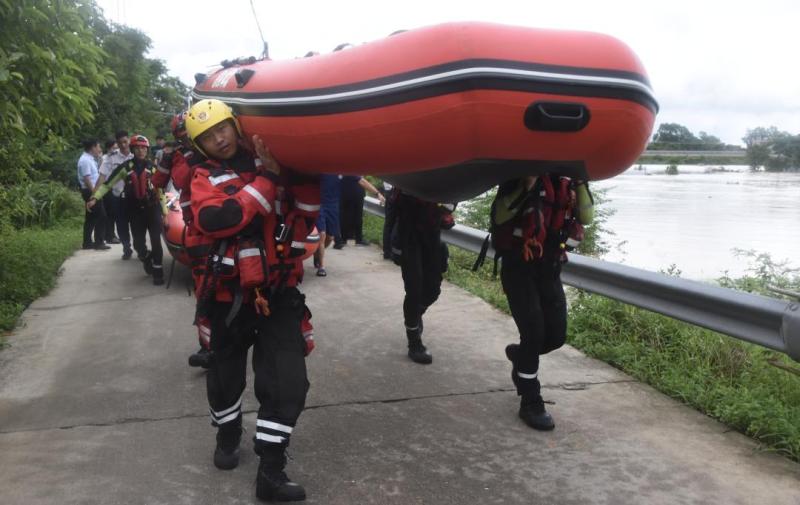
[242,185,272,213]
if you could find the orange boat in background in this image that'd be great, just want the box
[192,22,658,202]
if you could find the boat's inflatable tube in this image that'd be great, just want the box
[193,22,657,201]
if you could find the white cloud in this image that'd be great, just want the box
[96,0,800,145]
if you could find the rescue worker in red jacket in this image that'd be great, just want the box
[88,134,167,285]
[489,174,592,430]
[390,190,455,364]
[186,99,319,502]
[152,111,213,369]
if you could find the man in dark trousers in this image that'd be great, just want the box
[338,175,383,247]
[185,98,320,502]
[391,190,454,364]
[88,135,166,285]
[77,139,109,251]
[491,175,592,430]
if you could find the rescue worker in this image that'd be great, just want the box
[390,190,455,364]
[487,174,592,430]
[152,111,213,369]
[97,131,134,259]
[88,134,167,285]
[185,99,319,502]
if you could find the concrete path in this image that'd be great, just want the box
[0,242,797,505]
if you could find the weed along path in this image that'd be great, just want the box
[0,243,797,504]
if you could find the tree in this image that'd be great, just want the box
[88,24,189,141]
[652,123,699,145]
[698,131,723,149]
[742,127,796,171]
[0,0,115,184]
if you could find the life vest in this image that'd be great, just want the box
[191,157,320,303]
[121,160,158,205]
[390,192,456,263]
[538,174,588,257]
[490,179,546,259]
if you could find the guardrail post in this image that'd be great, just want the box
[783,303,800,361]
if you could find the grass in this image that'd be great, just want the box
[0,217,83,334]
[363,211,800,461]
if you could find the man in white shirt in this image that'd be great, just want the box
[97,131,134,258]
[77,139,110,250]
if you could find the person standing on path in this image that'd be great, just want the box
[88,135,166,285]
[97,131,134,259]
[338,175,384,246]
[77,139,110,251]
[186,98,320,502]
[313,174,343,276]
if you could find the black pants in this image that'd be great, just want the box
[382,192,397,258]
[128,204,164,278]
[206,288,309,452]
[116,195,131,253]
[81,188,106,247]
[399,229,444,333]
[500,254,567,396]
[339,194,365,243]
[102,193,118,242]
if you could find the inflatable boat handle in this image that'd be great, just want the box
[525,102,591,132]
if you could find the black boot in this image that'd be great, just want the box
[406,325,432,365]
[519,393,555,431]
[188,347,213,369]
[214,422,242,470]
[505,343,521,391]
[256,448,306,502]
[139,251,154,275]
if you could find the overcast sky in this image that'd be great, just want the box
[96,0,800,146]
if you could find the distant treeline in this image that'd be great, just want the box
[647,123,800,171]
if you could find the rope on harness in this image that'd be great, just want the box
[522,238,543,263]
[254,288,270,316]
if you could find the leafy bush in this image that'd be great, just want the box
[0,181,83,232]
[0,219,82,332]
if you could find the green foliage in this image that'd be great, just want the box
[0,218,82,332]
[649,123,730,151]
[88,24,189,140]
[665,164,679,175]
[0,181,83,232]
[0,0,114,184]
[454,188,495,232]
[0,1,188,186]
[568,289,800,461]
[652,122,698,145]
[742,126,800,171]
[717,250,800,298]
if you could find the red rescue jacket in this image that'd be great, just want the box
[190,149,320,302]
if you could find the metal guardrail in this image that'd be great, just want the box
[364,197,800,361]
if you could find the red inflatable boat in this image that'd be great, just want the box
[193,22,657,202]
[163,194,321,266]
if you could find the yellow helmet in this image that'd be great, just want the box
[185,99,243,148]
